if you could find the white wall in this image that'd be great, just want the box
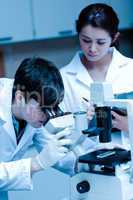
[2,31,133,78]
[2,37,79,78]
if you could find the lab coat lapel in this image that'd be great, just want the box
[0,109,34,156]
[69,52,93,88]
[0,79,17,146]
[0,118,5,126]
[12,124,34,155]
[76,63,93,87]
[0,109,17,147]
[106,48,128,82]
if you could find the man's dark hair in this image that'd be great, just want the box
[12,57,64,108]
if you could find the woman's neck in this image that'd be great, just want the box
[81,50,112,70]
[81,50,113,81]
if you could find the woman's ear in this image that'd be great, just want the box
[15,90,25,106]
[112,32,120,44]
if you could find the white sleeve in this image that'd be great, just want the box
[54,151,77,176]
[0,158,33,191]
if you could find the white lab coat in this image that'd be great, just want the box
[0,78,76,200]
[60,47,133,113]
[59,47,133,157]
[0,159,32,200]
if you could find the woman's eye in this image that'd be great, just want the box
[97,41,106,45]
[82,39,91,43]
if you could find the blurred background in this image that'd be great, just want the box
[0,0,133,78]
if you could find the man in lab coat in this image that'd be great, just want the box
[0,58,75,200]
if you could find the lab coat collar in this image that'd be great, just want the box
[65,51,85,74]
[0,78,35,154]
[12,124,34,156]
[0,118,5,126]
[105,47,129,82]
[0,87,33,149]
[66,48,129,87]
[112,47,129,66]
[66,52,93,87]
[0,88,17,147]
[0,107,35,154]
[0,109,17,147]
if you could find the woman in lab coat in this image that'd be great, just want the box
[60,3,133,131]
[0,58,73,200]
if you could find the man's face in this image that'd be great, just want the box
[22,98,49,128]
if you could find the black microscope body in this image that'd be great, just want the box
[79,106,131,175]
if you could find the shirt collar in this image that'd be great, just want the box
[65,51,84,74]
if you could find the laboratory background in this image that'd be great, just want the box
[0,0,133,200]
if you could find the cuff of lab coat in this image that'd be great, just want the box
[19,158,33,190]
[0,158,33,191]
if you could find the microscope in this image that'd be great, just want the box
[70,83,133,200]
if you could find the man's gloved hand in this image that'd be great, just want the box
[35,130,72,170]
[72,135,96,157]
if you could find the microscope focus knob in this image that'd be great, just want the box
[76,180,90,193]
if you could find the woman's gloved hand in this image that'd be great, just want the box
[87,104,95,121]
[82,98,95,121]
[34,130,72,171]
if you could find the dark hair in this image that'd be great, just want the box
[12,57,64,108]
[76,3,119,40]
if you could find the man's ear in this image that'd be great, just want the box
[112,32,120,44]
[15,90,25,105]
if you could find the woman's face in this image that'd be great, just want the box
[79,25,112,62]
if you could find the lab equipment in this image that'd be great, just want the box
[45,108,88,149]
[45,110,74,134]
[73,111,88,134]
[70,82,133,200]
